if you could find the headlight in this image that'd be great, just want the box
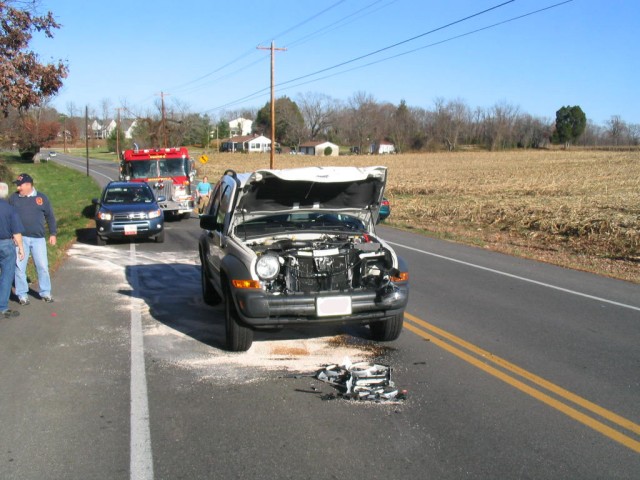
[148,209,162,219]
[255,254,280,280]
[97,211,112,220]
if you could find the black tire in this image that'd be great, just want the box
[201,261,221,306]
[155,229,165,243]
[224,284,253,352]
[181,212,191,220]
[369,313,404,341]
[96,233,106,246]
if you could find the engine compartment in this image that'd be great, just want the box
[248,234,395,294]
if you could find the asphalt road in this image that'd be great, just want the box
[0,154,638,479]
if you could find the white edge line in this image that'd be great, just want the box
[129,243,154,479]
[387,241,640,313]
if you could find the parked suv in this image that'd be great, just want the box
[93,181,165,245]
[198,166,409,351]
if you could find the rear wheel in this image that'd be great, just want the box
[224,284,253,352]
[369,313,404,341]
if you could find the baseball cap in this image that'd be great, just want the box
[13,173,34,186]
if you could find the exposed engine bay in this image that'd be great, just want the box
[247,233,398,295]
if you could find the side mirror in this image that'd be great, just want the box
[91,198,100,205]
[156,195,166,202]
[199,214,218,231]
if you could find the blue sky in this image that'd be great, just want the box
[32,0,639,125]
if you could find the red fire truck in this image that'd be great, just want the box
[119,147,195,218]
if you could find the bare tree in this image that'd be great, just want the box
[296,91,336,140]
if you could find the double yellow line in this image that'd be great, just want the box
[404,312,640,453]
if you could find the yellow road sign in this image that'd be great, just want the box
[199,154,209,164]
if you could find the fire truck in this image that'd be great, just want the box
[119,147,195,218]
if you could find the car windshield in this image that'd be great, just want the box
[235,212,366,238]
[103,186,154,204]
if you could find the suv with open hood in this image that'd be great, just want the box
[198,166,409,351]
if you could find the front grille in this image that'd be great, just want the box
[151,179,173,200]
[287,254,350,293]
[112,220,150,233]
[113,212,146,221]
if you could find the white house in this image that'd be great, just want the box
[102,119,138,140]
[229,117,253,136]
[221,134,271,153]
[370,140,396,154]
[299,140,339,156]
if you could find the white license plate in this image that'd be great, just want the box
[316,296,352,317]
[124,225,138,235]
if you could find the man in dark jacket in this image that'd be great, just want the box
[9,173,57,304]
[0,182,24,317]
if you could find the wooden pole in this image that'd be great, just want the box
[257,41,286,169]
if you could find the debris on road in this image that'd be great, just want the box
[314,357,406,403]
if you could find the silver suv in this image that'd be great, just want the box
[198,166,409,351]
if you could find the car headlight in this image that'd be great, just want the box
[255,254,281,280]
[148,209,162,219]
[97,211,112,220]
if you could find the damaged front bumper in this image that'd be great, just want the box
[232,283,409,328]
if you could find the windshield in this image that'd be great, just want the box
[127,158,188,179]
[159,159,188,177]
[235,212,366,238]
[103,186,154,204]
[129,160,156,179]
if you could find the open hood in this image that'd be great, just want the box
[236,166,387,215]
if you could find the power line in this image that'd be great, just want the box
[203,0,574,113]
[163,0,346,97]
[276,0,576,95]
[202,0,516,113]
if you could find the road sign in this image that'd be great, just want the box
[199,154,209,164]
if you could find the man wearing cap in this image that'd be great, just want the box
[9,173,57,304]
[0,182,25,317]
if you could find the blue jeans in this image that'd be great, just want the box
[15,236,51,299]
[0,239,17,311]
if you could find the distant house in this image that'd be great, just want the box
[370,140,396,154]
[299,140,339,156]
[229,117,253,137]
[221,134,271,153]
[101,119,138,140]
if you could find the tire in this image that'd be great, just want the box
[224,284,253,352]
[96,233,106,246]
[201,260,221,306]
[369,313,404,341]
[155,230,165,243]
[181,212,191,220]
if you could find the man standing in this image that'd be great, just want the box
[9,173,57,304]
[0,182,24,317]
[196,175,212,214]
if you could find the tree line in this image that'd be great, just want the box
[2,93,638,156]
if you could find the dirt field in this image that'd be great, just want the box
[195,149,639,283]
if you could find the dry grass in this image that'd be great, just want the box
[195,150,640,283]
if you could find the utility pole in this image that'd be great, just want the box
[116,108,122,155]
[85,106,89,176]
[159,91,169,148]
[257,41,286,169]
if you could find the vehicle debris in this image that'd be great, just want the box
[314,357,406,403]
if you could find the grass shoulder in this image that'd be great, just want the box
[0,152,101,274]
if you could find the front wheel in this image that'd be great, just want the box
[155,229,165,243]
[96,233,106,246]
[224,284,253,352]
[369,313,404,341]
